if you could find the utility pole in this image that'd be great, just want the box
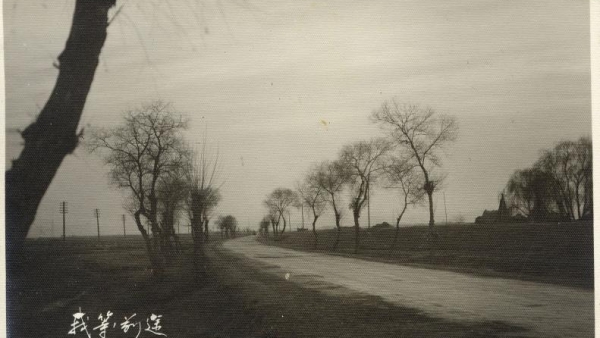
[367,182,371,229]
[301,203,305,229]
[59,201,68,241]
[122,214,126,237]
[443,192,448,225]
[94,209,100,239]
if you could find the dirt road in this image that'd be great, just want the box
[223,236,594,338]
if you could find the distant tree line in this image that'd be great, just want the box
[216,214,238,238]
[505,137,592,222]
[260,99,458,253]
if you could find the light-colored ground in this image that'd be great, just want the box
[223,236,594,338]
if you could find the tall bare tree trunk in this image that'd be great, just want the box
[311,215,319,250]
[191,215,206,280]
[204,218,210,241]
[333,224,341,250]
[332,201,341,250]
[280,215,287,235]
[425,182,435,236]
[391,204,407,250]
[5,0,116,267]
[135,210,164,277]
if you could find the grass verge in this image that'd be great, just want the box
[259,221,593,289]
[8,235,528,337]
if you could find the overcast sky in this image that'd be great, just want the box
[4,0,591,237]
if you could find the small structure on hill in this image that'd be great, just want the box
[372,222,392,229]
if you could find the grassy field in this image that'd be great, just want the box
[7,235,528,337]
[260,221,593,289]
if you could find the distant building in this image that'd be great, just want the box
[498,193,509,221]
[475,194,526,224]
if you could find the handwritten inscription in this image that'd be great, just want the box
[69,308,166,338]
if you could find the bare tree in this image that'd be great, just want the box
[506,167,557,221]
[383,155,424,249]
[536,137,592,220]
[5,1,234,264]
[87,101,188,276]
[157,172,190,257]
[372,100,458,235]
[187,141,222,278]
[297,173,327,249]
[259,216,271,239]
[314,160,348,250]
[264,188,299,235]
[339,138,392,253]
[203,190,222,239]
[506,137,592,222]
[6,0,117,264]
[216,215,238,238]
[267,209,282,239]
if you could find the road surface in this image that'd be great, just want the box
[222,236,594,338]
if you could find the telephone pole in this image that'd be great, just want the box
[59,201,68,241]
[367,182,371,229]
[301,203,305,230]
[122,214,126,237]
[94,209,101,239]
[443,192,448,225]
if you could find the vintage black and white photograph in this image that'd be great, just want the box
[4,1,594,337]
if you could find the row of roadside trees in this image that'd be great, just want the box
[87,101,230,279]
[261,99,459,253]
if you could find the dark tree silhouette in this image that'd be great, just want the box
[535,137,592,220]
[87,101,189,276]
[157,168,190,257]
[297,172,327,249]
[383,155,424,249]
[216,215,238,238]
[506,168,557,221]
[339,138,391,253]
[314,160,348,250]
[6,0,117,266]
[264,188,299,235]
[259,216,271,239]
[268,209,283,239]
[372,100,458,236]
[187,141,222,278]
[506,137,592,222]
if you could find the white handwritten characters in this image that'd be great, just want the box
[145,314,167,336]
[68,308,92,338]
[93,311,113,338]
[120,314,142,338]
